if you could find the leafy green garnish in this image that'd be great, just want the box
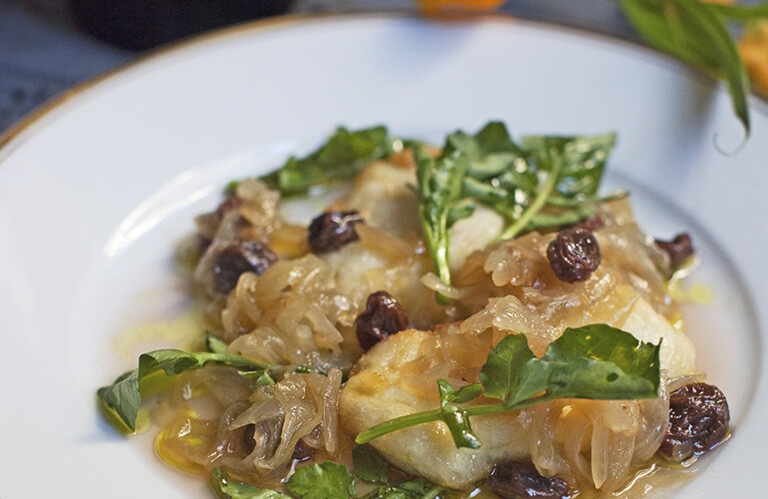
[414,146,471,303]
[97,350,269,433]
[352,446,390,484]
[96,370,140,434]
[239,369,276,388]
[363,479,443,499]
[286,462,356,499]
[414,122,617,299]
[261,126,396,196]
[356,325,660,448]
[206,331,229,354]
[620,0,752,136]
[210,468,290,499]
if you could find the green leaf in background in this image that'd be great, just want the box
[352,445,390,483]
[210,468,290,499]
[286,462,356,499]
[97,349,269,432]
[706,2,768,21]
[356,324,661,448]
[620,0,751,136]
[261,126,394,195]
[415,146,471,303]
[205,331,229,354]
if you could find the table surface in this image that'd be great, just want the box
[0,0,633,134]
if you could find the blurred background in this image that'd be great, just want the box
[1,0,765,134]
[0,0,637,134]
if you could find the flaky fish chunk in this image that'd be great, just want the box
[340,329,529,489]
[341,294,696,490]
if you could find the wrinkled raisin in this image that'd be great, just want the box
[292,439,315,462]
[659,382,730,462]
[546,228,601,283]
[489,461,571,499]
[307,210,364,253]
[214,240,277,294]
[655,233,694,270]
[355,291,408,351]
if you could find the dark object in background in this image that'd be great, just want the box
[69,0,293,50]
[655,232,694,270]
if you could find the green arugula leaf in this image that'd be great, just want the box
[438,403,481,449]
[352,446,390,483]
[261,126,394,196]
[210,468,290,499]
[286,462,356,499]
[436,380,483,404]
[356,324,661,448]
[415,146,471,303]
[239,369,276,388]
[535,324,661,401]
[97,350,269,433]
[484,325,661,407]
[364,478,442,499]
[479,334,536,402]
[206,331,229,354]
[521,134,616,198]
[620,0,751,136]
[96,370,140,434]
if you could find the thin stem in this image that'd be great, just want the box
[355,393,557,445]
[356,409,442,444]
[497,156,564,240]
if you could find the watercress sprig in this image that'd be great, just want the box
[356,324,661,448]
[261,126,399,196]
[210,468,290,499]
[414,146,471,304]
[414,122,617,299]
[97,348,270,433]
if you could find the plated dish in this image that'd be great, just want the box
[99,122,731,498]
[0,13,765,499]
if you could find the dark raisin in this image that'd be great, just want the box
[307,210,364,253]
[292,439,315,462]
[659,382,730,462]
[214,240,277,294]
[242,418,283,457]
[546,228,601,283]
[355,291,408,351]
[655,233,694,270]
[570,215,604,232]
[242,424,256,454]
[489,461,571,499]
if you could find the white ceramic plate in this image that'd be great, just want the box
[0,13,765,498]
